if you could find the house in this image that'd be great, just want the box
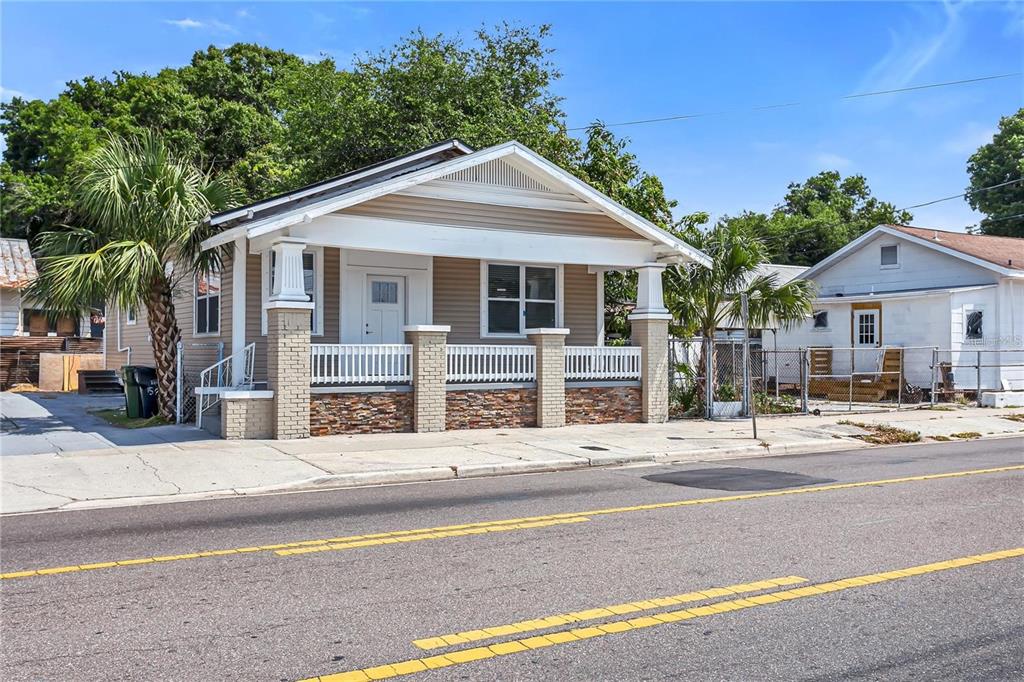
[0,238,92,337]
[769,224,1024,394]
[106,139,710,438]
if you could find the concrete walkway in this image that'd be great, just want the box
[2,406,1022,514]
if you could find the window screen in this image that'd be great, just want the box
[880,245,899,266]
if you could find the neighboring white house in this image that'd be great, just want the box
[1,238,39,336]
[770,225,1024,391]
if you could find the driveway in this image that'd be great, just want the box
[0,391,215,456]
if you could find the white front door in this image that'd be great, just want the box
[364,275,405,344]
[853,309,880,372]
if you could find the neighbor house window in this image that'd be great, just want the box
[261,247,324,335]
[966,309,983,340]
[125,307,137,326]
[813,310,829,329]
[482,262,560,336]
[880,244,900,268]
[194,267,221,335]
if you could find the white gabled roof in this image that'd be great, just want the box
[800,224,1024,281]
[202,141,711,268]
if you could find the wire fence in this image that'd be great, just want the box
[670,338,1024,420]
[175,341,224,424]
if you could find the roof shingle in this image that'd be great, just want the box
[0,238,38,288]
[888,225,1024,271]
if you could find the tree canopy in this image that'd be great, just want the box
[967,108,1024,238]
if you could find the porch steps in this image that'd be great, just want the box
[77,369,123,395]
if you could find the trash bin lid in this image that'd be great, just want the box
[133,366,158,384]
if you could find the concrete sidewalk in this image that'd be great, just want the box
[3,407,1022,514]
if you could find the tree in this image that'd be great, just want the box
[967,108,1024,237]
[725,171,912,266]
[663,220,817,389]
[27,132,237,420]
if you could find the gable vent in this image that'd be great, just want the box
[443,159,555,193]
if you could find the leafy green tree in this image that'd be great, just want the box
[967,108,1024,237]
[27,133,237,419]
[725,172,912,266]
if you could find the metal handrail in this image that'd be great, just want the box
[196,343,255,429]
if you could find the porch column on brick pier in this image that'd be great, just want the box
[267,238,313,439]
[528,328,569,428]
[629,263,671,424]
[404,325,450,433]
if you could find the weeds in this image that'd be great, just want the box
[838,420,922,445]
[949,431,982,439]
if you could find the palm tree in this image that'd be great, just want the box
[28,132,237,420]
[664,221,817,397]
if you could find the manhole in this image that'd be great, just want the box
[580,445,610,451]
[643,467,834,491]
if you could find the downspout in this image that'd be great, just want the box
[116,308,132,366]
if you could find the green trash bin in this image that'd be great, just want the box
[122,365,142,418]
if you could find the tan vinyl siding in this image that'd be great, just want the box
[433,257,599,345]
[342,194,645,241]
[320,248,341,344]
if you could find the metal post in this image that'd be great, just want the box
[741,294,756,437]
[175,341,183,424]
[704,337,714,419]
[898,348,903,409]
[930,348,938,406]
[976,350,982,404]
[801,348,809,414]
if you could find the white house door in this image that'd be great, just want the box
[365,276,405,344]
[853,308,880,372]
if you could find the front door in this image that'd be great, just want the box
[852,307,880,372]
[364,276,405,344]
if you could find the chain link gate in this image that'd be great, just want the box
[175,341,223,424]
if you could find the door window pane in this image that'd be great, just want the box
[372,280,398,304]
[857,313,876,345]
[488,265,520,298]
[526,301,556,328]
[488,300,520,334]
[525,267,555,300]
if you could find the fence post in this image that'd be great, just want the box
[976,350,982,403]
[704,337,714,419]
[930,348,938,406]
[175,341,183,424]
[801,348,809,414]
[898,348,903,409]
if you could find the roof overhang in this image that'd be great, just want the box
[812,283,998,305]
[201,141,711,269]
[801,225,1024,281]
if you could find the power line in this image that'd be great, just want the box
[898,178,1024,210]
[568,72,1021,131]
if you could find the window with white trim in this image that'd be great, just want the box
[483,263,559,336]
[194,267,221,335]
[966,309,984,340]
[812,310,829,330]
[261,247,324,335]
[880,244,900,268]
[125,307,137,326]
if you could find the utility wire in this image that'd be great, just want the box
[568,72,1021,131]
[898,178,1024,210]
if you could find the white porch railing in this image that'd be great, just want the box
[311,344,413,385]
[565,346,642,380]
[446,344,536,383]
[196,342,255,429]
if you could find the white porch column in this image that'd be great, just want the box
[266,237,313,439]
[231,236,248,383]
[629,263,672,423]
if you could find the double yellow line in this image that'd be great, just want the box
[3,464,1022,581]
[301,547,1024,682]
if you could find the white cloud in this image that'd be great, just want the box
[164,18,205,29]
[163,17,236,33]
[0,85,31,101]
[813,152,853,170]
[856,1,964,94]
[236,8,252,20]
[943,122,997,156]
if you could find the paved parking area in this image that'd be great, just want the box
[0,391,212,456]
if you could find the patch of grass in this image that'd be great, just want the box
[91,408,169,429]
[838,420,922,445]
[949,431,982,440]
[931,435,952,442]
[1002,413,1024,423]
[920,405,955,411]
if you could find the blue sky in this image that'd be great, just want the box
[2,1,1022,231]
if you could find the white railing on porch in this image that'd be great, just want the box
[196,342,255,429]
[565,346,642,381]
[311,344,413,385]
[446,344,536,383]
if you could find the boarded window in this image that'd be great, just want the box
[880,244,899,267]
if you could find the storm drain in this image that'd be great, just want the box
[643,467,834,491]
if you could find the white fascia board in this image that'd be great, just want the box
[202,224,247,251]
[208,140,473,226]
[276,213,660,268]
[230,140,710,267]
[813,283,998,304]
[801,225,1018,281]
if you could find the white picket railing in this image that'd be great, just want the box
[446,344,536,383]
[565,346,642,380]
[311,344,413,385]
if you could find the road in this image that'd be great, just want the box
[2,437,1023,681]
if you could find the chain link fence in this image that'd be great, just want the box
[670,338,1024,420]
[175,341,223,424]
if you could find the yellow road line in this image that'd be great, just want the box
[275,517,590,556]
[411,575,807,649]
[3,464,1021,581]
[300,547,1024,682]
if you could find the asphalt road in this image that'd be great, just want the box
[2,437,1023,681]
